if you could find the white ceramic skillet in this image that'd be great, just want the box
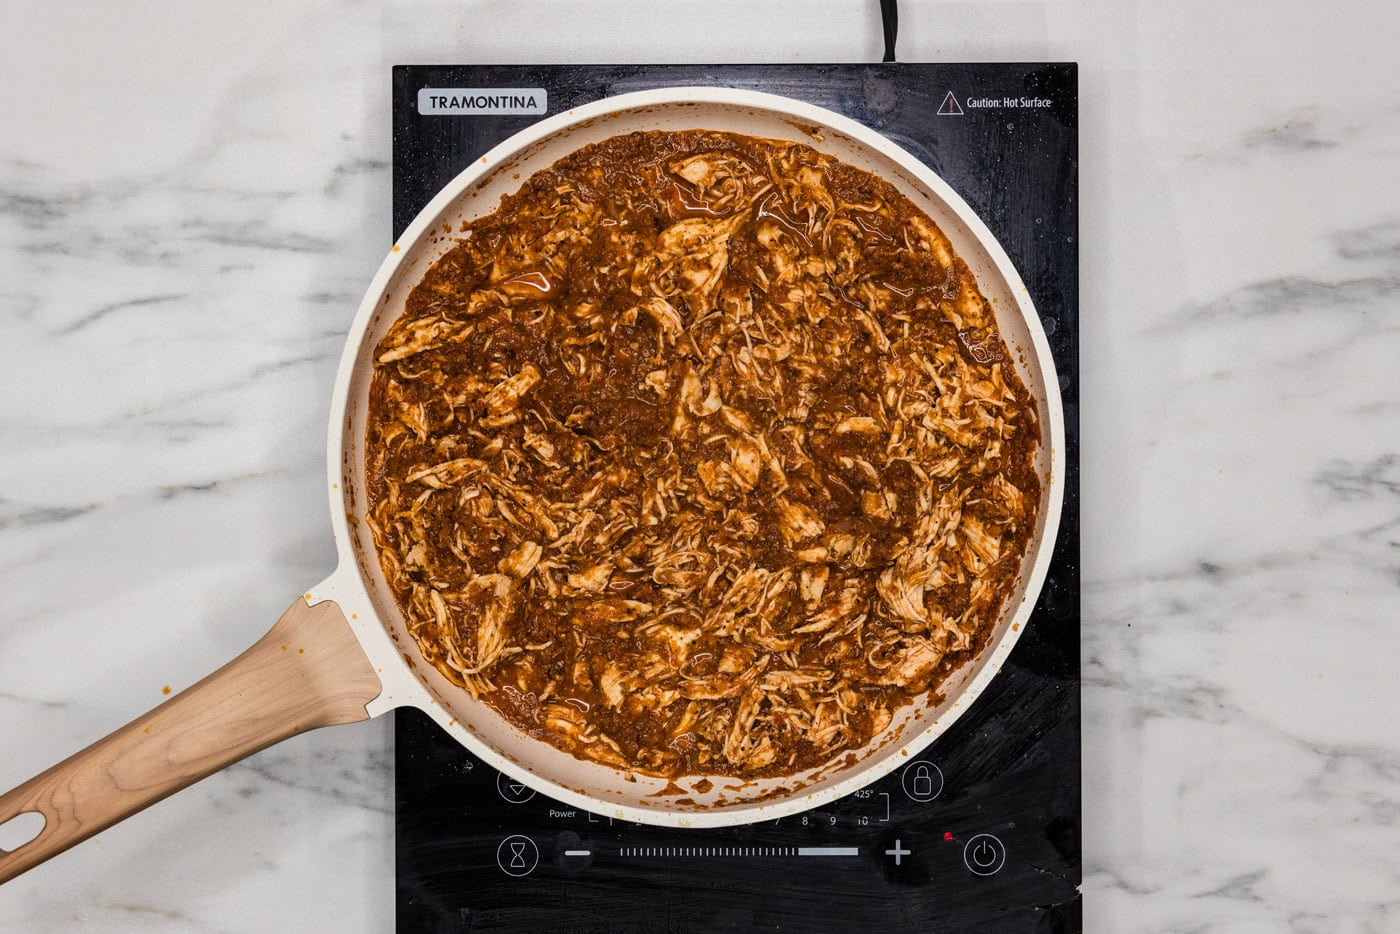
[0,88,1064,884]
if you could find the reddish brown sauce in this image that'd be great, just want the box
[365,130,1040,779]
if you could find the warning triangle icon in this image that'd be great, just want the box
[938,92,964,116]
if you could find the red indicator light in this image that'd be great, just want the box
[943,832,954,841]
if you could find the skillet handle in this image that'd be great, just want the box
[0,595,382,885]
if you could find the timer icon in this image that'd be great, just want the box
[495,834,539,877]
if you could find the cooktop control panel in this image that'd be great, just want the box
[396,703,1078,932]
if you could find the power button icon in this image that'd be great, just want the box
[962,833,1006,876]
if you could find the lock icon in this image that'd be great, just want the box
[904,761,941,801]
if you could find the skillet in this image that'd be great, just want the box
[0,87,1064,884]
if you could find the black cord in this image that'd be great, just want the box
[880,0,899,62]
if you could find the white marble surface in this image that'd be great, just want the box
[1,0,1397,930]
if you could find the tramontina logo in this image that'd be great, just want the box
[417,88,548,116]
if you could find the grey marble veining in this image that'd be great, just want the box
[2,1,1399,931]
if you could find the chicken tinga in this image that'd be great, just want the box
[365,130,1040,778]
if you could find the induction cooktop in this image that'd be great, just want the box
[391,62,1080,933]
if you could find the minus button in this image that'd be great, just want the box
[563,849,591,856]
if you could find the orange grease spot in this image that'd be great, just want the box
[162,685,171,695]
[391,245,401,253]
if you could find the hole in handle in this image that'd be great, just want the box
[0,811,46,853]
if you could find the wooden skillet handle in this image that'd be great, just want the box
[0,596,382,884]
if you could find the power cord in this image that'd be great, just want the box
[880,0,899,62]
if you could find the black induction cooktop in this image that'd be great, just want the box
[391,63,1080,933]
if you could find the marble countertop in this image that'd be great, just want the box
[2,1,1397,930]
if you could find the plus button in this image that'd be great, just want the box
[884,839,911,866]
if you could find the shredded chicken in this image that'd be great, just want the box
[365,130,1040,779]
